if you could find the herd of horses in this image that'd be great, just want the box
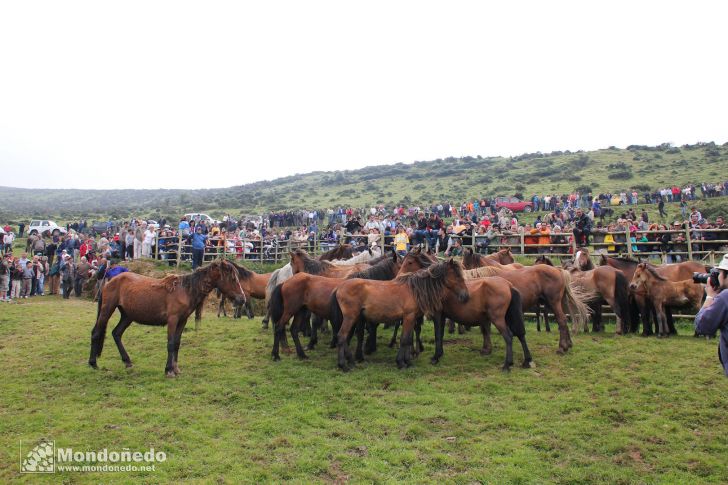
[87,243,709,377]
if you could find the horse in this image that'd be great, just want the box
[263,263,294,329]
[217,261,271,320]
[540,249,632,334]
[289,248,370,278]
[600,255,707,335]
[216,288,252,319]
[432,276,532,371]
[319,244,357,261]
[462,247,524,270]
[329,260,469,371]
[88,259,246,377]
[462,265,591,354]
[629,263,704,337]
[268,252,403,360]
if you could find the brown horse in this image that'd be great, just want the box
[432,276,532,371]
[319,244,357,261]
[289,248,369,278]
[629,263,704,337]
[538,251,632,334]
[89,259,245,377]
[462,247,524,270]
[330,260,469,371]
[462,265,590,354]
[600,255,707,335]
[218,261,272,319]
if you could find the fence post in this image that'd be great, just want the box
[686,226,693,261]
[176,233,182,269]
[626,228,633,259]
[519,232,525,255]
[154,232,159,261]
[709,250,715,266]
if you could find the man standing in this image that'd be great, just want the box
[694,254,728,376]
[191,226,207,269]
[75,256,92,297]
[573,208,592,246]
[60,254,75,299]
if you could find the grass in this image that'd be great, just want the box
[1,296,728,483]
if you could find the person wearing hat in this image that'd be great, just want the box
[60,253,75,299]
[694,254,728,377]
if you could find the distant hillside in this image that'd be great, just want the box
[1,142,726,222]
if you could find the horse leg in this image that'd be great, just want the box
[261,309,270,329]
[591,302,602,333]
[306,314,321,351]
[494,324,514,372]
[638,299,653,336]
[666,307,677,335]
[172,318,188,375]
[354,320,366,362]
[89,300,116,369]
[272,311,292,361]
[301,310,312,338]
[388,321,400,348]
[447,318,455,334]
[396,316,416,369]
[551,306,572,354]
[544,306,551,333]
[217,297,226,318]
[111,311,134,368]
[290,311,308,359]
[365,321,378,355]
[516,333,533,368]
[415,315,424,355]
[337,316,357,372]
[536,304,542,332]
[165,320,178,378]
[480,323,493,355]
[431,314,445,365]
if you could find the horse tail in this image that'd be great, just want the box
[329,289,343,336]
[91,281,111,361]
[506,288,526,338]
[269,284,284,326]
[614,271,631,331]
[265,269,280,304]
[560,269,591,334]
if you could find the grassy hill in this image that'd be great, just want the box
[1,142,727,223]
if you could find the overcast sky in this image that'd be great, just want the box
[1,1,726,190]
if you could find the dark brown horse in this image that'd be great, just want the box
[89,259,246,377]
[330,260,469,371]
[319,244,358,261]
[600,255,707,335]
[630,263,704,337]
[432,276,531,371]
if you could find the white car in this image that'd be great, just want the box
[183,213,221,225]
[28,220,67,237]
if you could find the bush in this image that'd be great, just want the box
[608,170,633,180]
[575,185,592,193]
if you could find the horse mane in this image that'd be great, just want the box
[228,260,255,280]
[535,255,554,266]
[395,261,459,317]
[607,256,639,265]
[463,249,483,266]
[319,244,354,261]
[178,260,230,321]
[347,255,400,281]
[293,249,334,275]
[330,249,372,266]
[463,266,500,279]
[640,263,668,281]
[406,250,436,270]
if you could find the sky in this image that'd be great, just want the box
[1,1,726,190]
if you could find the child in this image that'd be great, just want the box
[21,261,34,298]
[394,226,409,257]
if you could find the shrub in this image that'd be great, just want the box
[608,170,633,180]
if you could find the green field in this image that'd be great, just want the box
[2,296,728,483]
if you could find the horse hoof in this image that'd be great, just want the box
[387,342,396,349]
[556,348,565,355]
[522,360,532,369]
[430,357,440,365]
[338,364,350,372]
[89,362,98,369]
[501,365,512,373]
[305,344,315,351]
[480,348,492,356]
[298,354,309,360]
[272,355,281,361]
[173,367,180,375]
[125,362,133,369]
[165,371,177,378]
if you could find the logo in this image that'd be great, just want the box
[20,439,55,473]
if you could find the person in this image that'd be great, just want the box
[191,226,207,269]
[393,226,409,257]
[75,256,92,297]
[573,208,592,246]
[658,197,667,218]
[142,225,156,258]
[34,256,48,296]
[21,261,34,298]
[694,254,728,377]
[60,254,75,299]
[0,253,10,301]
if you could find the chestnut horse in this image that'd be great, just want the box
[600,255,707,335]
[462,247,524,270]
[89,259,246,377]
[432,276,531,371]
[629,263,704,337]
[289,248,370,278]
[330,260,469,371]
[218,261,271,319]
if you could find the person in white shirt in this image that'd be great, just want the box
[142,225,156,258]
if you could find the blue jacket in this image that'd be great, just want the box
[695,289,728,377]
[191,233,207,250]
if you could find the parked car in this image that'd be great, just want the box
[28,220,67,237]
[494,196,534,213]
[183,213,221,225]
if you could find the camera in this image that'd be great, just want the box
[693,268,720,288]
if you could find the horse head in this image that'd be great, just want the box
[445,259,469,303]
[629,262,650,291]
